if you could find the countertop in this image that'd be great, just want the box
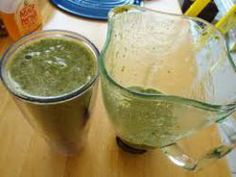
[0,0,232,177]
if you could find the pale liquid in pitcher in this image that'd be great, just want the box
[102,27,218,149]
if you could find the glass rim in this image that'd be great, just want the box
[0,30,100,104]
[99,5,236,111]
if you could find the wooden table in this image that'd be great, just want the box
[0,1,232,177]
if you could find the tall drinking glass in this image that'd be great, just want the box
[1,30,99,155]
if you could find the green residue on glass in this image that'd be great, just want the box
[129,86,162,94]
[8,38,96,97]
[205,145,232,159]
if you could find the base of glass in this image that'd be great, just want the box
[116,137,147,154]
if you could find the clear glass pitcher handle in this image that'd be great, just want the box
[161,116,236,171]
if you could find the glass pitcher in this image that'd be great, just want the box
[99,5,236,170]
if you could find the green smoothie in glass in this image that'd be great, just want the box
[1,30,99,155]
[8,38,96,97]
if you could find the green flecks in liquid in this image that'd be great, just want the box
[102,82,175,149]
[8,38,96,97]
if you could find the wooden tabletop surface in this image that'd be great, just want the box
[0,0,232,177]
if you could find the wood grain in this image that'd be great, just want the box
[0,1,232,177]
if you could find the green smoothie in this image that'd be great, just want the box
[7,38,96,97]
[2,34,98,155]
